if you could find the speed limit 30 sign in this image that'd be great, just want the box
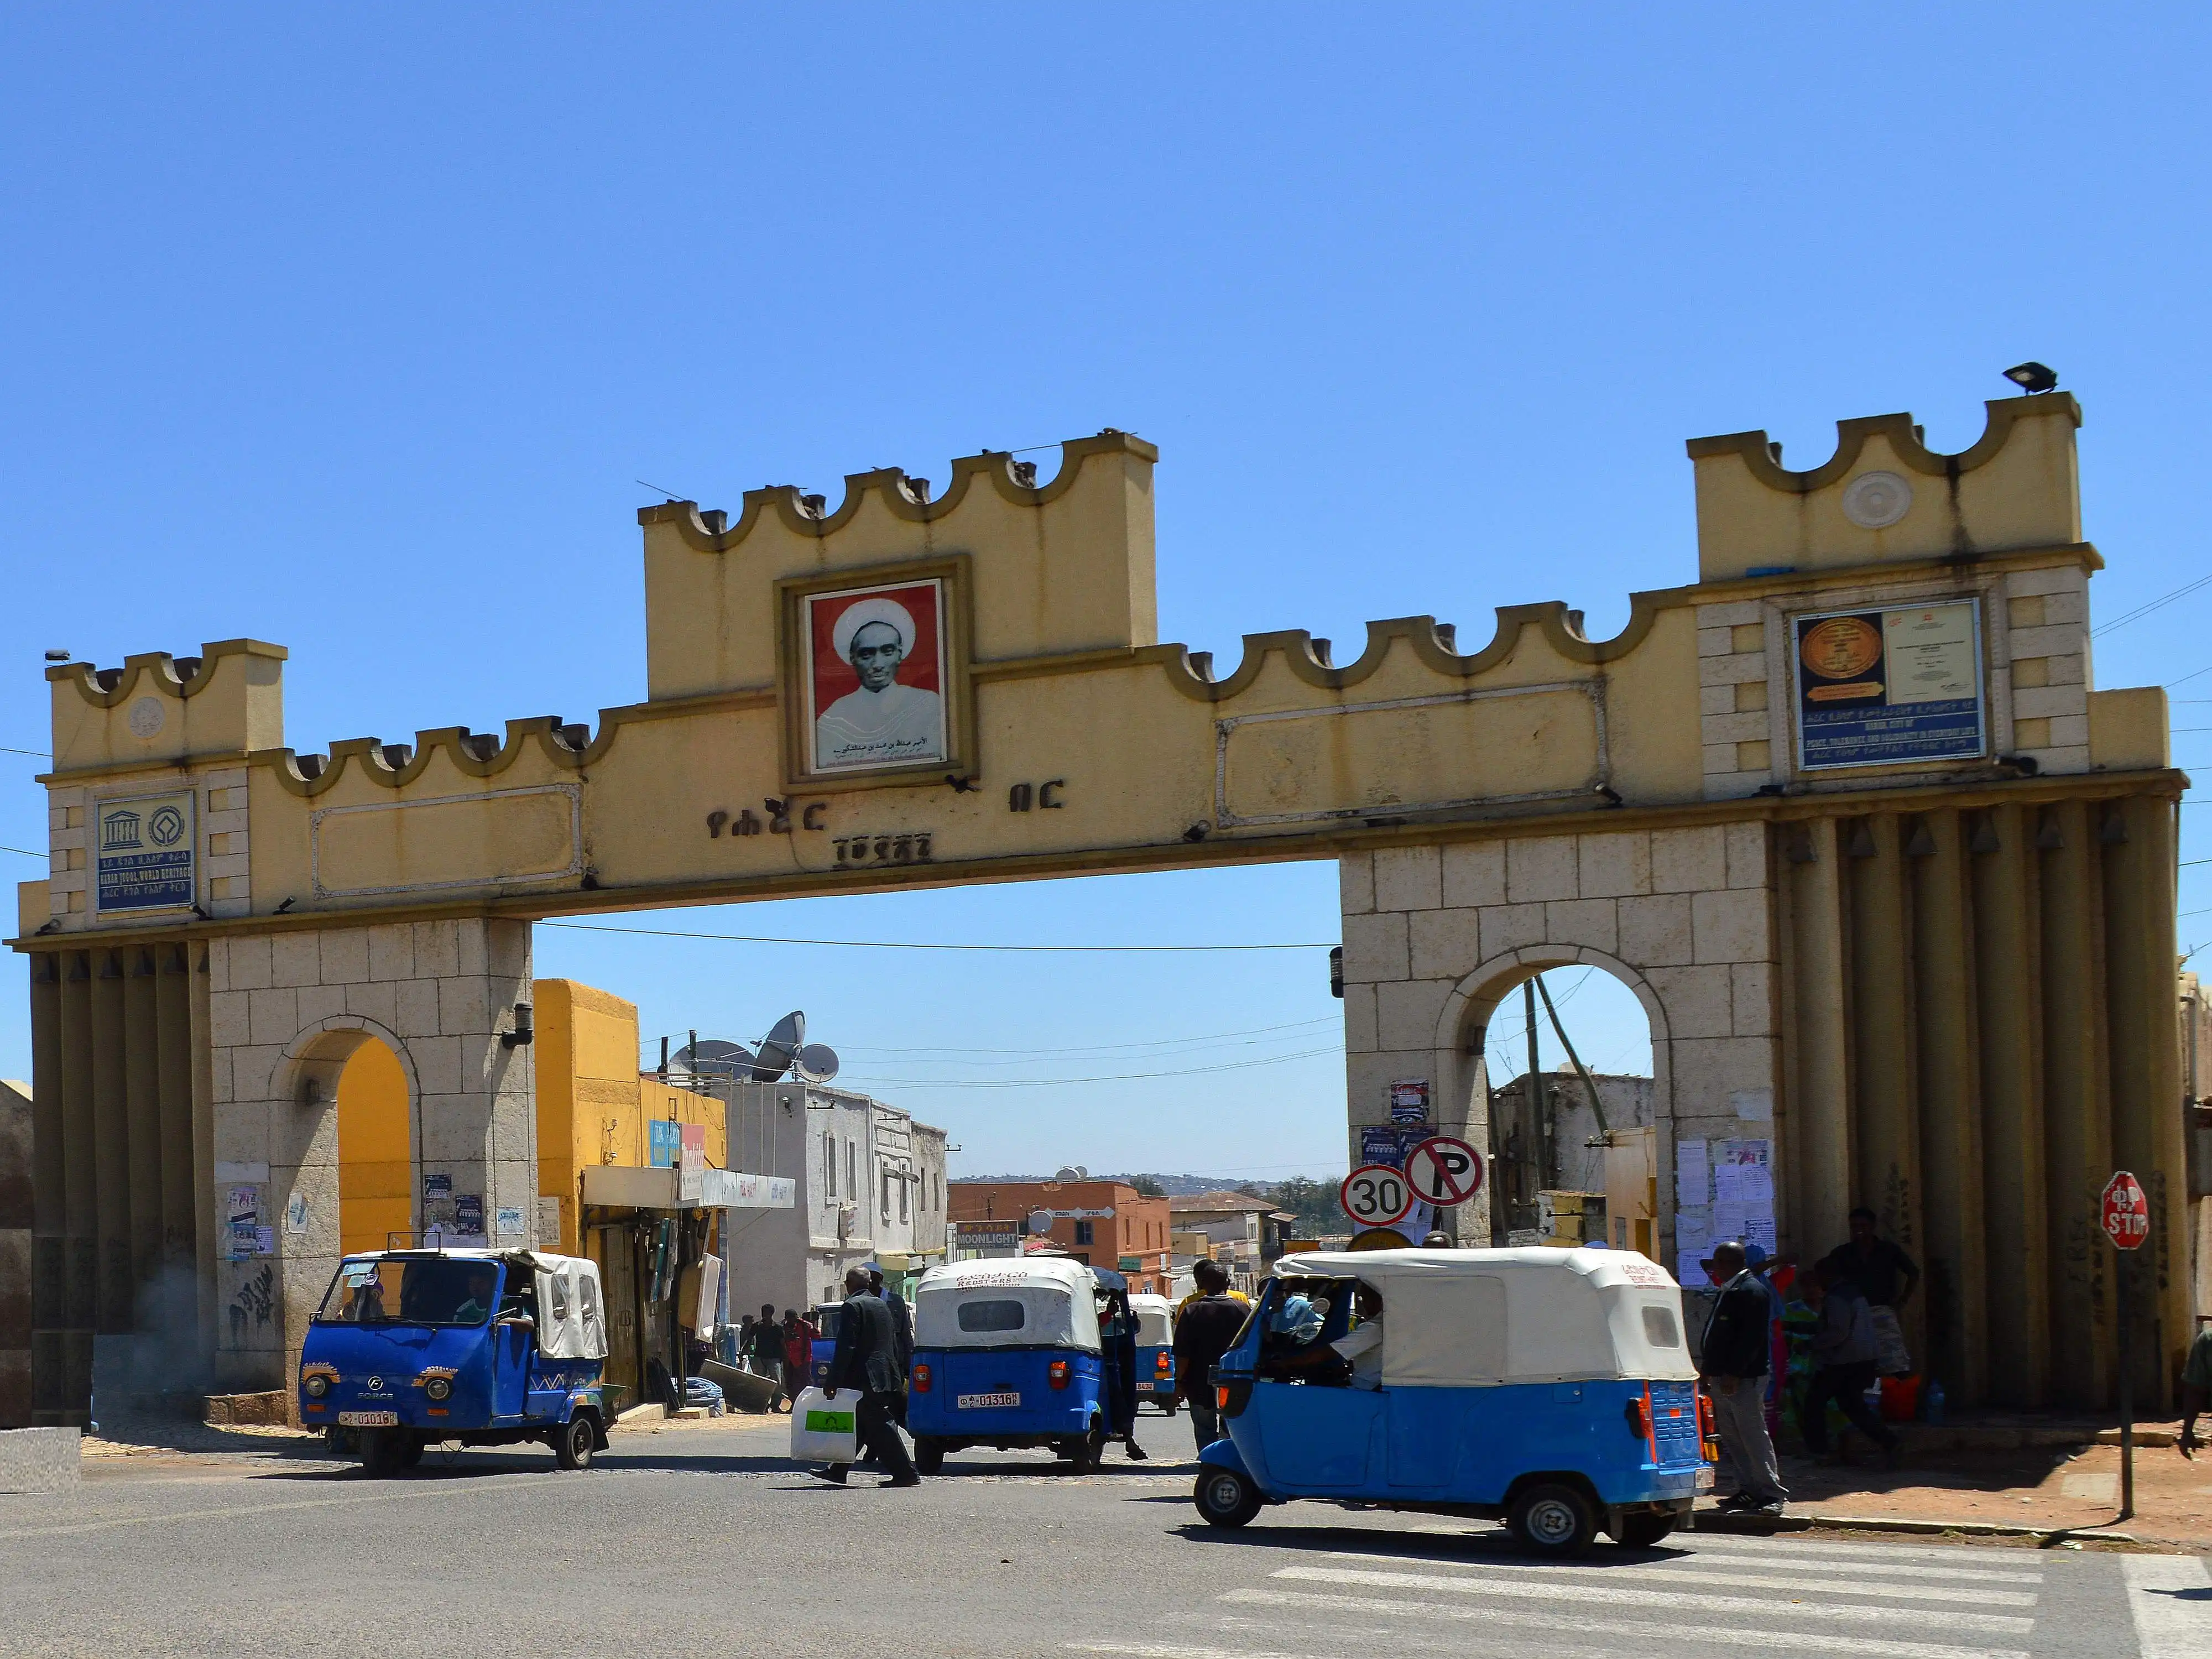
[1340,1164,1415,1229]
[1405,1135,1484,1206]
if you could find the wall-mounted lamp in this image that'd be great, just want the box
[2003,361,2059,394]
[502,1003,535,1048]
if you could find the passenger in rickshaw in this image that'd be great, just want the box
[1330,1285,1385,1389]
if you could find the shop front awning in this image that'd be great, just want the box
[580,1166,796,1211]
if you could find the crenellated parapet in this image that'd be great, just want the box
[18,403,2174,941]
[1688,392,2084,582]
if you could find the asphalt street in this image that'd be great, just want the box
[2,1416,2204,1659]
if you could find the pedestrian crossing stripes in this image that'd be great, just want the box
[1066,1529,2071,1659]
[1267,1563,2034,1634]
[1311,1546,2037,1605]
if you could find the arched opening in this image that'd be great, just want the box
[1449,958,1665,1256]
[336,1038,413,1256]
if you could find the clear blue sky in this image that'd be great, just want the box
[2,9,2204,1181]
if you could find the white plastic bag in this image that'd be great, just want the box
[789,1386,859,1463]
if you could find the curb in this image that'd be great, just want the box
[1693,1509,2139,1545]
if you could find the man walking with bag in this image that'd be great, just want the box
[1698,1240,1787,1515]
[819,1265,919,1487]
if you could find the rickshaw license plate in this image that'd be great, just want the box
[339,1411,398,1427]
[1696,1466,1715,1490]
[956,1391,1020,1408]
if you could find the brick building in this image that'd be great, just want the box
[948,1178,1171,1295]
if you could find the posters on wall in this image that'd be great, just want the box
[1674,1136,1774,1285]
[1793,600,1984,770]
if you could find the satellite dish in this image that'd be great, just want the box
[1027,1210,1053,1235]
[676,1038,753,1077]
[750,1011,805,1083]
[1053,1165,1088,1182]
[795,1043,840,1083]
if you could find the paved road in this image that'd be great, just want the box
[3,1418,2204,1658]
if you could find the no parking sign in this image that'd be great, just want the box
[1404,1135,1484,1206]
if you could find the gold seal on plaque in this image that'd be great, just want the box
[1801,616,1882,680]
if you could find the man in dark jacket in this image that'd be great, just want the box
[867,1264,915,1424]
[1698,1240,1786,1515]
[821,1265,919,1486]
[1172,1260,1249,1455]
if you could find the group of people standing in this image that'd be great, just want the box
[1698,1206,1921,1515]
[736,1304,821,1408]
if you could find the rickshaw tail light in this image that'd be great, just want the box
[1624,1396,1648,1440]
[1217,1385,1229,1409]
[1696,1392,1716,1439]
[1048,1359,1071,1390]
[912,1364,931,1394]
[1155,1352,1171,1376]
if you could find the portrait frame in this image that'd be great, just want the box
[777,553,975,792]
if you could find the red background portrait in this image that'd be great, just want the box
[807,580,944,711]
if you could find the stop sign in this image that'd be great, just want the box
[2100,1171,2150,1251]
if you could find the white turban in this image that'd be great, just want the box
[832,596,918,661]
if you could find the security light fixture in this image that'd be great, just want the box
[43,650,68,662]
[2004,361,2058,394]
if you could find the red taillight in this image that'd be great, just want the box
[1217,1384,1230,1408]
[1697,1390,1719,1459]
[1155,1352,1172,1376]
[1625,1396,1650,1440]
[1048,1359,1071,1390]
[912,1364,931,1394]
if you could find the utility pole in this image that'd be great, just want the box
[1524,978,1548,1192]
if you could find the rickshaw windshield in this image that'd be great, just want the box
[316,1258,500,1327]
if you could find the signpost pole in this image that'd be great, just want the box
[2117,1245,2134,1522]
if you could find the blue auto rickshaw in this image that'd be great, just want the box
[299,1249,611,1477]
[905,1256,1115,1473]
[1193,1247,1714,1553]
[1130,1292,1177,1413]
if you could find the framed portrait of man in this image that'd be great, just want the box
[780,557,973,789]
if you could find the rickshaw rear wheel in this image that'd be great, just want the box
[1193,1467,1262,1528]
[554,1413,596,1470]
[1614,1511,1677,1548]
[1062,1423,1107,1474]
[1508,1482,1597,1556]
[912,1438,945,1475]
[394,1436,424,1470]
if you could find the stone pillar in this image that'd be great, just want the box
[203,917,535,1395]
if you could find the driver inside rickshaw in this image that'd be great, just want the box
[1258,1278,1386,1386]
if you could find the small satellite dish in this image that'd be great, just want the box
[795,1043,840,1083]
[1027,1210,1053,1235]
[676,1038,753,1077]
[1053,1165,1088,1182]
[750,1011,805,1083]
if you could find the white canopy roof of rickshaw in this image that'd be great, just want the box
[1128,1292,1174,1348]
[913,1256,1104,1352]
[335,1248,607,1361]
[1271,1246,1697,1386]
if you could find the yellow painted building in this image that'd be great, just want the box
[530,978,724,1256]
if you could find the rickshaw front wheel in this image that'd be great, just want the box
[1508,1482,1597,1556]
[1193,1467,1262,1528]
[554,1413,596,1470]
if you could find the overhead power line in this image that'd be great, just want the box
[544,920,1332,952]
[834,1044,1343,1088]
[2095,573,2212,637]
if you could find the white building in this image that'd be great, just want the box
[715,1078,947,1315]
